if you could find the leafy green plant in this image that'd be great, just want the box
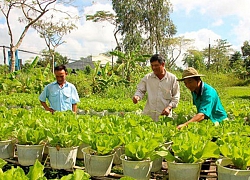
[82,133,121,155]
[46,125,80,148]
[0,159,45,180]
[60,169,91,180]
[217,134,250,170]
[110,49,150,81]
[125,139,160,161]
[158,131,220,163]
[0,122,15,141]
[0,159,7,172]
[45,111,81,148]
[16,127,46,145]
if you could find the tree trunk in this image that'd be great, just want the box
[10,46,17,72]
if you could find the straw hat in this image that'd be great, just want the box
[178,67,205,81]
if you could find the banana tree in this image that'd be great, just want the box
[110,50,150,81]
[91,61,129,93]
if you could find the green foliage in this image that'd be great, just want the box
[217,134,250,170]
[0,159,45,180]
[0,62,249,177]
[45,111,81,148]
[60,169,91,180]
[26,160,46,180]
[110,50,150,81]
[83,134,121,155]
[159,131,220,163]
[78,96,144,113]
[112,0,176,54]
[125,139,159,161]
[27,56,40,72]
[0,122,15,141]
[84,65,91,75]
[16,127,46,145]
[0,166,29,180]
[182,50,206,70]
[0,159,7,169]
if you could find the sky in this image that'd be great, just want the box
[0,0,250,67]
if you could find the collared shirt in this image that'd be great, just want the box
[39,81,80,111]
[134,71,180,121]
[192,82,227,123]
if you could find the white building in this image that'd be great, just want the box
[66,54,116,70]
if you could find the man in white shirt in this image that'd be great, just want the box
[133,54,180,121]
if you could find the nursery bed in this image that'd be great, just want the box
[2,157,218,180]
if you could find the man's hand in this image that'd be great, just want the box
[45,107,55,114]
[177,123,188,130]
[161,107,171,116]
[132,96,140,104]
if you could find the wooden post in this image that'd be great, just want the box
[3,46,6,65]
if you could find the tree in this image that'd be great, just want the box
[38,50,69,67]
[33,12,78,73]
[112,0,176,54]
[0,0,56,72]
[182,49,206,70]
[163,36,193,69]
[241,40,250,72]
[87,0,177,60]
[203,39,232,72]
[110,49,150,81]
[86,11,120,50]
[229,51,243,69]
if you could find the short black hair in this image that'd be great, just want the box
[150,54,165,64]
[54,65,67,73]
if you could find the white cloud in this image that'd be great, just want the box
[171,0,250,53]
[180,29,221,50]
[233,18,250,44]
[212,19,223,27]
[0,1,116,64]
[57,2,117,59]
[171,0,250,18]
[174,29,221,68]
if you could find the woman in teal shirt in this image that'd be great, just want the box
[177,67,227,129]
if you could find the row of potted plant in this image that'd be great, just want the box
[0,107,250,179]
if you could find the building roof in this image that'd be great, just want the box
[66,54,115,70]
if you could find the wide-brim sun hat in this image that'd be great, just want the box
[177,67,205,81]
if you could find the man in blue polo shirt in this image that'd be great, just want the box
[177,67,227,129]
[39,65,80,114]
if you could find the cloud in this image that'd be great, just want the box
[174,29,221,68]
[0,1,116,64]
[233,18,250,44]
[56,2,116,59]
[171,0,250,18]
[178,29,220,50]
[212,19,223,27]
[171,0,250,52]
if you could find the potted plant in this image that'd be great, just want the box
[121,139,160,180]
[82,133,121,177]
[157,131,220,180]
[16,125,47,166]
[118,123,164,180]
[46,123,80,170]
[0,121,16,159]
[216,134,250,180]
